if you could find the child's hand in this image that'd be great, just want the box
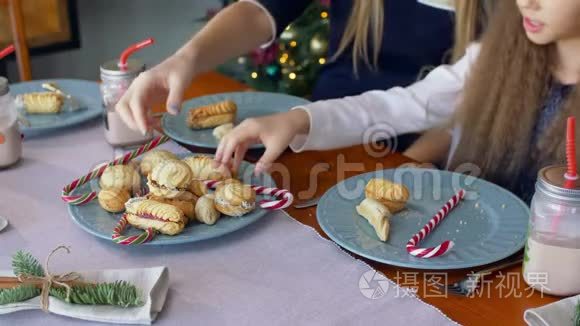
[215,109,310,175]
[116,53,196,134]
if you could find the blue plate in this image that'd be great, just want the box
[68,154,277,245]
[317,169,530,270]
[162,91,310,149]
[10,79,102,134]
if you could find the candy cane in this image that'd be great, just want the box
[204,180,294,210]
[62,135,169,205]
[112,214,156,245]
[406,189,465,258]
[111,180,293,245]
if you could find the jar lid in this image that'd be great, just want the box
[0,76,9,96]
[100,59,145,78]
[537,165,580,201]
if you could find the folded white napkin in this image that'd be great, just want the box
[0,266,169,325]
[524,294,580,326]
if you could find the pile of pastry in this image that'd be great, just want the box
[97,150,257,236]
[186,99,236,140]
[356,178,410,242]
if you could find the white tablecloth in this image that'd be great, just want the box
[0,120,456,325]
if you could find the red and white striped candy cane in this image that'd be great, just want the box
[111,214,156,245]
[204,180,294,210]
[61,135,169,206]
[406,189,465,259]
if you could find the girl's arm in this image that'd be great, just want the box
[402,128,452,166]
[116,0,310,133]
[187,0,311,74]
[289,44,481,153]
[216,45,480,174]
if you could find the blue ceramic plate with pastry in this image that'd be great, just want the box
[317,168,530,270]
[10,79,102,134]
[162,91,310,149]
[68,152,277,245]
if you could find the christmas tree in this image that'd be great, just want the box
[206,1,330,98]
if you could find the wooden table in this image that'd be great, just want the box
[154,72,559,326]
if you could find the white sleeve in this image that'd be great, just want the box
[289,43,482,152]
[239,0,277,48]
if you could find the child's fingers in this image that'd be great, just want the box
[116,95,138,131]
[254,143,285,175]
[219,135,242,166]
[166,76,185,115]
[214,138,226,167]
[233,141,250,173]
[129,94,149,135]
[217,124,259,166]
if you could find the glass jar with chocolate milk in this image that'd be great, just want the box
[524,164,580,296]
[100,58,152,146]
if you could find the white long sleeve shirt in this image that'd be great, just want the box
[289,44,481,152]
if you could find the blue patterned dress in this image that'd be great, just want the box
[447,82,575,203]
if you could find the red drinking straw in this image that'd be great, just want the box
[0,44,15,60]
[551,117,577,234]
[565,117,577,189]
[118,38,155,69]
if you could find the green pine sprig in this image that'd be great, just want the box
[50,281,143,307]
[574,300,580,326]
[12,251,44,277]
[0,251,144,308]
[0,285,40,305]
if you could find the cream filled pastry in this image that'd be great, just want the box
[139,150,179,176]
[214,179,256,217]
[212,123,234,140]
[125,198,187,235]
[147,160,193,199]
[195,194,220,225]
[182,155,232,180]
[146,193,196,222]
[364,178,409,213]
[356,198,391,241]
[189,180,209,197]
[21,92,64,114]
[99,164,141,194]
[98,188,130,213]
[182,155,233,196]
[186,100,237,129]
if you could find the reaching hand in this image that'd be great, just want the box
[115,53,196,134]
[215,109,310,175]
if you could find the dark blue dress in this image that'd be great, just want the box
[516,83,575,203]
[257,0,454,100]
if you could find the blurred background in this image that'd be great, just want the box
[0,0,329,97]
[0,0,217,80]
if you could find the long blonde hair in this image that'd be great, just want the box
[453,0,494,61]
[449,0,579,193]
[332,0,384,75]
[332,0,489,74]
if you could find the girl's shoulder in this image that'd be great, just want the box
[461,43,482,66]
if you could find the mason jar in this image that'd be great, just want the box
[523,164,580,296]
[100,58,153,147]
[0,76,22,168]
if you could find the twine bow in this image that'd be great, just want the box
[16,246,81,311]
